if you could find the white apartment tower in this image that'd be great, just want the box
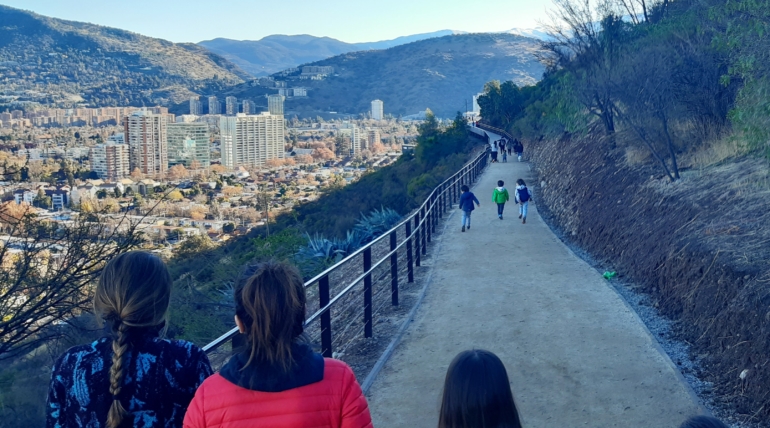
[242,99,256,115]
[220,113,285,168]
[268,94,285,115]
[226,96,238,115]
[123,110,168,176]
[339,123,362,155]
[189,96,203,115]
[90,142,130,181]
[208,96,221,115]
[167,122,211,167]
[371,99,384,121]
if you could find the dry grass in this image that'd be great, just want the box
[690,137,745,168]
[625,146,652,166]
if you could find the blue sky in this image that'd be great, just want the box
[0,0,553,43]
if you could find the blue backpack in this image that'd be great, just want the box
[518,187,530,202]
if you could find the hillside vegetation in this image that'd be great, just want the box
[0,5,249,108]
[199,30,460,76]
[216,33,543,118]
[477,0,770,423]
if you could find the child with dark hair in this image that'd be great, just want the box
[438,350,523,428]
[492,180,510,220]
[679,415,729,428]
[515,179,531,224]
[47,251,213,428]
[459,184,480,232]
[184,260,372,428]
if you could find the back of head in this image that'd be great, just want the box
[94,251,172,428]
[679,416,729,428]
[516,179,525,187]
[497,180,504,187]
[461,185,470,193]
[438,350,522,428]
[234,260,306,371]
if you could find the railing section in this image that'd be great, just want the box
[203,148,490,365]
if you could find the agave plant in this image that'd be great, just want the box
[353,207,402,243]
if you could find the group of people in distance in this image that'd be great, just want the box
[490,137,524,163]
[45,252,732,428]
[458,178,531,232]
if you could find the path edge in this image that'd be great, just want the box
[361,206,458,394]
[526,163,709,415]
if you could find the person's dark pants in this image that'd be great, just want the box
[497,203,505,216]
[491,151,498,162]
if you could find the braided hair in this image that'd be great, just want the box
[94,251,172,428]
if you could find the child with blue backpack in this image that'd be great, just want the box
[515,179,532,224]
[459,184,480,232]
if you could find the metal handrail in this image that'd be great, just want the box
[203,147,490,354]
[476,122,516,141]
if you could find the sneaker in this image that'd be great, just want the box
[522,218,526,224]
[462,226,465,232]
[498,215,502,219]
[467,225,470,230]
[518,214,522,219]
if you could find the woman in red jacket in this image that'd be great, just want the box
[184,260,372,428]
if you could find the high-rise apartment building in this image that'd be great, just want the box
[339,123,362,155]
[371,99,384,121]
[267,94,285,116]
[189,96,203,115]
[167,122,211,168]
[366,128,381,149]
[90,142,130,181]
[226,96,238,115]
[208,96,221,115]
[242,99,256,115]
[220,113,285,168]
[123,110,168,176]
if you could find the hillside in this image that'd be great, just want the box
[0,5,249,108]
[199,30,462,76]
[215,33,544,118]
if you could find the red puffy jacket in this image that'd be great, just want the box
[183,353,372,428]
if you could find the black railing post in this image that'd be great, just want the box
[319,275,332,358]
[421,207,427,255]
[426,201,432,244]
[414,213,421,266]
[364,247,373,338]
[406,220,414,282]
[439,185,444,219]
[390,230,398,306]
[432,193,437,233]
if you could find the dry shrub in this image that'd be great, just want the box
[691,137,744,168]
[625,146,651,166]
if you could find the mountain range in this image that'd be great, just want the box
[0,5,249,108]
[210,33,544,118]
[198,30,467,76]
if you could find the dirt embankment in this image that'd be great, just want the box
[529,134,770,425]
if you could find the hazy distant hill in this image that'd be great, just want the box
[0,5,249,108]
[199,30,463,76]
[216,33,544,118]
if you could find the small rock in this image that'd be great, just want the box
[739,369,749,380]
[744,275,750,280]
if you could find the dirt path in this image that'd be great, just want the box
[366,157,703,427]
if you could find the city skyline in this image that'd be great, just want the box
[0,0,553,44]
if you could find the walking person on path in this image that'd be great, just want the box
[493,180,510,220]
[490,140,499,163]
[47,251,213,428]
[515,179,532,224]
[438,350,523,428]
[459,184,480,232]
[514,139,524,162]
[184,260,373,428]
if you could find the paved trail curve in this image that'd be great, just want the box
[366,144,702,427]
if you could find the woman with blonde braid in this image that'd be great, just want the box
[47,251,213,428]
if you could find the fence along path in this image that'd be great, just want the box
[366,149,703,427]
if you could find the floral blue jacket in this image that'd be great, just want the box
[47,332,213,428]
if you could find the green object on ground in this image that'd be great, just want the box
[603,271,617,280]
